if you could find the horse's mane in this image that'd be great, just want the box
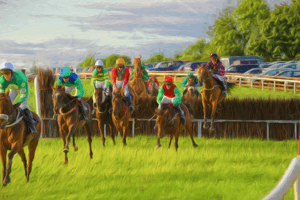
[53,86,77,101]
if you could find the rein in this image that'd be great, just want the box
[0,109,24,128]
[200,71,221,92]
[96,106,107,114]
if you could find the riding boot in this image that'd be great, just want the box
[175,104,186,125]
[128,95,135,112]
[22,108,38,147]
[92,103,96,115]
[78,99,89,120]
[144,79,151,94]
[222,81,228,97]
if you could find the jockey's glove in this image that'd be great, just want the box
[13,103,21,110]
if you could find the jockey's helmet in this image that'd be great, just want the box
[0,62,14,72]
[116,58,125,65]
[188,72,194,77]
[95,60,104,67]
[210,53,218,59]
[60,67,72,78]
[164,76,173,83]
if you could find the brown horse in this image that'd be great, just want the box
[197,64,234,133]
[129,56,149,98]
[182,79,201,99]
[94,86,116,147]
[155,103,198,151]
[111,87,134,146]
[148,77,159,97]
[0,93,41,186]
[52,86,93,164]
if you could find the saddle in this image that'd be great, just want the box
[212,77,225,90]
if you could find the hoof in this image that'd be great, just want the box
[193,144,198,148]
[64,161,68,165]
[63,148,69,153]
[90,153,93,159]
[73,145,78,151]
[3,177,10,185]
[156,144,162,149]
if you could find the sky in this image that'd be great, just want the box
[0,0,288,69]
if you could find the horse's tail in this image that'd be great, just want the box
[226,82,235,96]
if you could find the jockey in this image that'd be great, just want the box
[111,58,134,111]
[130,61,151,94]
[57,67,88,120]
[156,76,186,125]
[91,60,111,112]
[0,62,38,146]
[205,53,227,96]
[180,72,200,94]
[147,75,159,90]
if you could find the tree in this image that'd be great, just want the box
[145,52,169,63]
[248,1,300,61]
[178,39,207,61]
[78,54,95,68]
[102,54,131,68]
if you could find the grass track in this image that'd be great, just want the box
[0,136,298,200]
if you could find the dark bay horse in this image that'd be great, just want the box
[155,104,198,151]
[182,79,201,99]
[94,86,116,147]
[129,56,149,98]
[111,87,134,146]
[52,86,93,164]
[148,76,159,97]
[197,64,234,133]
[0,93,41,186]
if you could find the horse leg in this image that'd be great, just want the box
[64,125,76,153]
[27,138,38,182]
[209,101,217,135]
[84,122,93,159]
[0,149,7,184]
[174,130,179,152]
[156,124,163,149]
[18,149,27,179]
[3,145,18,185]
[73,134,78,151]
[168,135,173,148]
[186,120,198,148]
[122,125,127,146]
[98,120,105,147]
[202,100,209,129]
[108,124,116,145]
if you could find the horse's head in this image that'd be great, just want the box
[133,55,143,75]
[112,87,124,116]
[94,87,109,107]
[0,92,14,129]
[197,64,211,83]
[52,85,67,114]
[155,105,177,127]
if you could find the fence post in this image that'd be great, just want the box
[239,78,241,88]
[118,131,120,137]
[104,124,106,138]
[132,120,135,138]
[251,79,253,89]
[262,80,264,90]
[295,82,297,94]
[295,123,298,141]
[174,75,177,82]
[267,122,270,141]
[198,121,202,138]
[284,81,287,92]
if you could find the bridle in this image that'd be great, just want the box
[0,97,24,128]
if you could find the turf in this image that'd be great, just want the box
[0,136,298,200]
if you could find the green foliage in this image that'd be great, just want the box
[30,66,38,74]
[145,51,170,63]
[177,39,207,61]
[102,54,132,68]
[79,54,95,68]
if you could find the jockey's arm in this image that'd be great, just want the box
[156,87,165,104]
[91,69,98,90]
[103,69,111,88]
[143,69,149,80]
[217,63,225,76]
[123,68,130,87]
[74,78,84,98]
[56,77,64,86]
[180,77,188,87]
[173,87,182,106]
[0,77,8,95]
[18,81,29,103]
[111,68,117,88]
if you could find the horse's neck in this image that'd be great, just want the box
[62,97,77,113]
[203,77,215,88]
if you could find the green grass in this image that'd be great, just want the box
[0,136,299,200]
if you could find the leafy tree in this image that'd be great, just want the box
[145,51,169,63]
[178,39,207,61]
[248,1,300,61]
[102,54,131,68]
[78,54,95,68]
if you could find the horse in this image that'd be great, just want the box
[155,103,198,151]
[182,79,201,99]
[111,87,134,146]
[0,92,41,186]
[94,86,116,147]
[129,56,149,98]
[197,64,234,134]
[148,77,159,97]
[52,86,93,164]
